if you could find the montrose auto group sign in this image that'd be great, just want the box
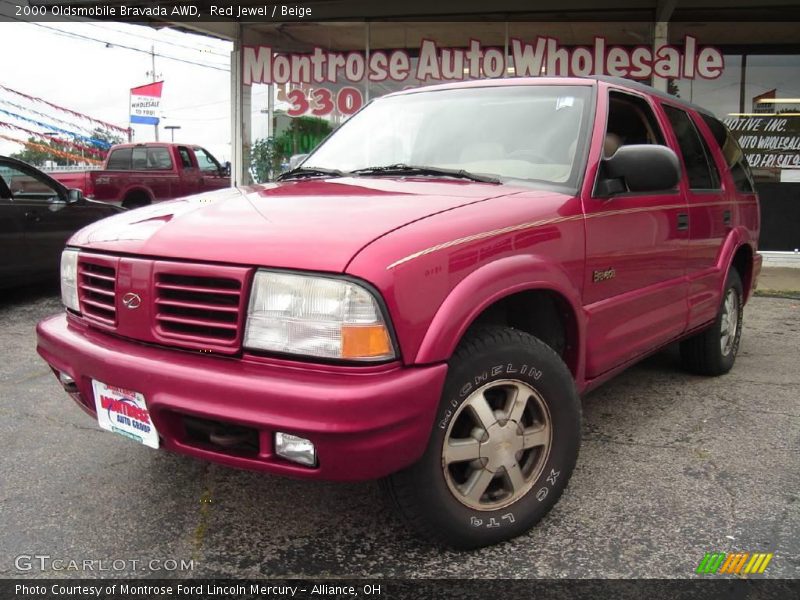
[243,36,724,117]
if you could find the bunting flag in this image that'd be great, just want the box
[0,108,113,149]
[0,121,105,158]
[0,133,103,165]
[0,97,100,137]
[0,84,129,134]
[130,81,164,125]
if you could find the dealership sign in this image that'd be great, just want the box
[244,36,723,116]
[130,81,164,125]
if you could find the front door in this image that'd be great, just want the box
[1,160,73,276]
[582,88,689,378]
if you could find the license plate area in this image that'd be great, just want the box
[91,380,159,449]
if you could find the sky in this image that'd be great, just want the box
[0,16,234,161]
[2,11,799,167]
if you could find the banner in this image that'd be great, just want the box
[130,81,163,126]
[243,36,724,117]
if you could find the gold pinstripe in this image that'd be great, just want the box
[386,200,750,270]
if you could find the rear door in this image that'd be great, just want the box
[582,87,689,378]
[135,146,175,200]
[661,103,729,330]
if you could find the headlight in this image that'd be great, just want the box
[244,271,395,361]
[60,249,80,313]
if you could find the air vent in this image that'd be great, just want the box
[155,273,244,347]
[78,260,116,325]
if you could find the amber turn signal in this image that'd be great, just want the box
[341,325,393,360]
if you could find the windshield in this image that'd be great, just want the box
[303,85,593,188]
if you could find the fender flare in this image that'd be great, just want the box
[716,227,755,301]
[413,254,586,379]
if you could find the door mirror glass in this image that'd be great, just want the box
[289,154,308,171]
[597,145,681,196]
[67,188,83,204]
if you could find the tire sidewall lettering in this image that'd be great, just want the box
[438,362,543,430]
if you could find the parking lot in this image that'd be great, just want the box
[1,285,798,579]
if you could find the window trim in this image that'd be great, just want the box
[661,103,722,193]
[698,113,756,194]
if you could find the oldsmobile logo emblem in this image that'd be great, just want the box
[122,292,142,310]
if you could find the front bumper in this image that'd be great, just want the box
[37,314,448,481]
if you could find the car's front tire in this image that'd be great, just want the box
[382,326,581,549]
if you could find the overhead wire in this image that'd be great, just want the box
[7,18,231,72]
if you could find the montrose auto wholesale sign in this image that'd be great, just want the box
[243,36,724,117]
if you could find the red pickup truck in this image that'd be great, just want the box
[37,77,761,549]
[51,143,230,208]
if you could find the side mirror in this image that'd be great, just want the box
[67,188,83,204]
[597,145,680,196]
[288,154,308,170]
[222,161,231,177]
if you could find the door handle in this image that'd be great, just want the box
[24,211,41,223]
[677,213,689,231]
[723,210,732,227]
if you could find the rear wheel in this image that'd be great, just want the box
[122,191,151,210]
[680,269,744,376]
[382,326,581,549]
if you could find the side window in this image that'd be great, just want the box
[193,148,220,173]
[0,164,61,200]
[701,114,756,193]
[147,147,173,170]
[663,105,720,190]
[0,167,12,199]
[604,91,665,158]
[131,147,148,170]
[106,148,132,170]
[177,147,193,169]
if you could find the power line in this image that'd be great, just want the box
[82,22,230,57]
[166,91,269,113]
[8,18,230,72]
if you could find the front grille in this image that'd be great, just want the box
[78,259,116,326]
[154,272,244,348]
[74,254,250,355]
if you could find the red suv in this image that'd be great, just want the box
[37,77,760,548]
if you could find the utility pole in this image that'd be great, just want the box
[147,44,161,141]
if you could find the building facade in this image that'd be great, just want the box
[169,2,800,251]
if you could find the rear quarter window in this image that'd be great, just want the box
[147,147,173,170]
[106,148,132,170]
[701,114,756,193]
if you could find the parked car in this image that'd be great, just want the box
[50,143,230,209]
[37,77,761,548]
[0,156,122,289]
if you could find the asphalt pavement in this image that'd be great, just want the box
[1,284,798,579]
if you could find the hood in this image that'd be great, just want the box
[68,177,523,272]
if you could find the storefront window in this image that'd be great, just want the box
[239,22,799,251]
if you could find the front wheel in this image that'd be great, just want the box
[382,327,581,549]
[680,269,744,376]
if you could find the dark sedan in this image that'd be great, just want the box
[1,156,123,289]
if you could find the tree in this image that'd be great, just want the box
[88,127,125,160]
[250,116,334,182]
[9,137,71,166]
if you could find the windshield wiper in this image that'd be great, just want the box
[350,164,500,184]
[277,166,346,181]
